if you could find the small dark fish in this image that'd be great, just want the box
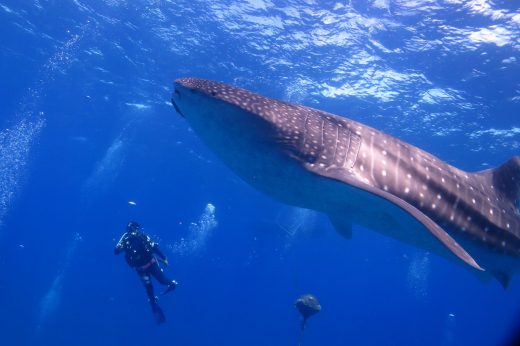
[295,294,321,345]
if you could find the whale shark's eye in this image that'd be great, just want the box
[211,91,217,96]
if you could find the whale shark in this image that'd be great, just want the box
[171,78,520,287]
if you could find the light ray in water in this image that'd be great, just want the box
[83,136,126,194]
[276,207,318,248]
[82,106,154,199]
[36,233,83,330]
[440,312,457,346]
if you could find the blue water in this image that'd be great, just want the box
[1,1,520,345]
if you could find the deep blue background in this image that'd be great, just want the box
[1,1,520,345]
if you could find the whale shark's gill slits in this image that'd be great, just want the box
[321,119,338,167]
[369,135,376,185]
[333,125,340,166]
[338,126,352,169]
[300,112,322,164]
[395,145,402,193]
[346,132,361,169]
[320,118,325,149]
[302,114,309,148]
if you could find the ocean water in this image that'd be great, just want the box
[0,1,519,345]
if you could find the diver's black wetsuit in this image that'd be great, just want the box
[114,227,176,304]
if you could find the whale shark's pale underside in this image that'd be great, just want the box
[172,78,520,287]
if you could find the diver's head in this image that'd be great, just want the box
[126,221,141,233]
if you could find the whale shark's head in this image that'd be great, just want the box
[172,77,279,129]
[171,78,327,204]
[171,78,306,164]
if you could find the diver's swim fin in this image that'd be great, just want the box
[151,303,166,325]
[162,280,178,295]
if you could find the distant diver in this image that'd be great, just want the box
[115,221,178,324]
[295,294,321,345]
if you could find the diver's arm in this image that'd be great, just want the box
[114,233,127,255]
[152,242,168,263]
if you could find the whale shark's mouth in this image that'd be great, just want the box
[171,89,184,117]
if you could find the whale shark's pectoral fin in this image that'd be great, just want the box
[306,165,484,271]
[410,208,484,271]
[328,214,353,239]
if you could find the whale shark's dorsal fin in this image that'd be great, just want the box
[477,156,520,211]
[474,157,520,247]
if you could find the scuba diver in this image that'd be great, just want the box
[115,221,178,324]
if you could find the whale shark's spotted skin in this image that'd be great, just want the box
[172,78,520,286]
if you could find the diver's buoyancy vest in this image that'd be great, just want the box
[124,232,153,267]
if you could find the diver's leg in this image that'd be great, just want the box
[149,261,173,286]
[149,261,177,294]
[137,270,157,304]
[137,269,165,324]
